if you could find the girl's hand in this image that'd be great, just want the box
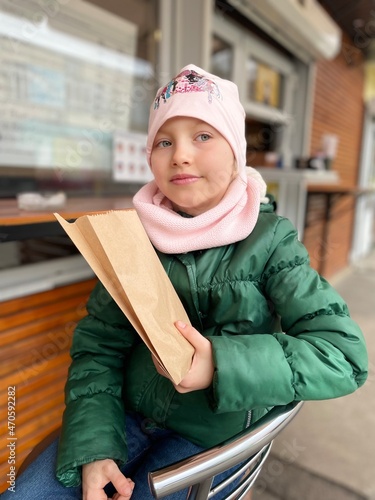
[82,459,134,500]
[153,321,214,393]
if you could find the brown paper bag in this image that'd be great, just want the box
[54,209,194,385]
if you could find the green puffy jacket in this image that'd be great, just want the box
[56,204,368,487]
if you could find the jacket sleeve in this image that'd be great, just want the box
[56,281,138,487]
[210,217,368,413]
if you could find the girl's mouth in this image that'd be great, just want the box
[170,174,201,185]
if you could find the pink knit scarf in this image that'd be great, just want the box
[133,172,263,254]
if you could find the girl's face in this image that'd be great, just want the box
[150,117,237,216]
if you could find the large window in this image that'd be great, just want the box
[0,0,159,196]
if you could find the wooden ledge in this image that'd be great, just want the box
[0,196,134,227]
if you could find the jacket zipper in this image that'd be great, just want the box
[245,410,252,428]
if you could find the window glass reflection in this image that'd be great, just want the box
[210,35,233,81]
[246,57,283,109]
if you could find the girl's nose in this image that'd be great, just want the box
[172,142,192,167]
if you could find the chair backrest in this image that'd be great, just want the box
[148,401,303,499]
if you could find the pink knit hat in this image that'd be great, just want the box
[146,64,247,178]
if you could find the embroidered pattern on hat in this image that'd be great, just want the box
[154,69,222,109]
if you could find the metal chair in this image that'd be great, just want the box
[148,401,303,499]
[17,402,302,499]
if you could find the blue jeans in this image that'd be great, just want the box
[1,412,243,499]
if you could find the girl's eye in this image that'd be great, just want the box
[197,134,211,142]
[156,140,172,148]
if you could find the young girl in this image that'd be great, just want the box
[6,65,368,500]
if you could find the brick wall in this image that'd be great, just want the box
[303,34,365,278]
